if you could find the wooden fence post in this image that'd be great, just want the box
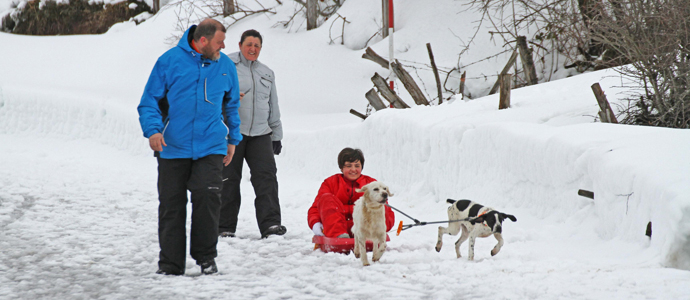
[516,36,538,86]
[498,74,511,109]
[426,43,443,104]
[591,83,619,123]
[371,73,410,108]
[646,222,652,238]
[459,71,466,100]
[365,88,388,111]
[350,109,367,120]
[152,0,159,13]
[489,50,518,95]
[362,47,390,69]
[381,0,389,38]
[578,189,594,199]
[223,0,235,17]
[307,0,317,30]
[391,60,429,106]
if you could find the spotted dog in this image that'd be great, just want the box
[435,199,517,260]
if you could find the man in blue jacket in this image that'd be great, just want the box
[137,19,242,276]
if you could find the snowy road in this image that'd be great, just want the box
[1,134,689,300]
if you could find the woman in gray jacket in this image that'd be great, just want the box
[219,29,286,239]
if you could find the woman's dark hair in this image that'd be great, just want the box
[240,29,263,45]
[337,148,365,169]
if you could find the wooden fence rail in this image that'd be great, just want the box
[365,88,388,111]
[371,73,410,108]
[489,50,518,95]
[362,47,390,69]
[391,60,429,106]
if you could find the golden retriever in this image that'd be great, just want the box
[352,181,391,266]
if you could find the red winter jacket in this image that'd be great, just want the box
[307,174,395,234]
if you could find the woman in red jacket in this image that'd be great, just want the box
[307,148,395,238]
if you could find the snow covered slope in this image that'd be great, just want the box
[0,0,689,299]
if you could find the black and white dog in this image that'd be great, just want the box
[435,199,517,260]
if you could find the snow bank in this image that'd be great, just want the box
[2,63,688,271]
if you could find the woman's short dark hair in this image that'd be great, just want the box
[240,29,263,45]
[337,148,365,169]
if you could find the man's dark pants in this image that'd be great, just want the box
[219,134,281,234]
[157,154,223,274]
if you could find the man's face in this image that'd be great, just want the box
[200,30,226,60]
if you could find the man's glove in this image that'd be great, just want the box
[272,140,282,155]
[312,222,324,236]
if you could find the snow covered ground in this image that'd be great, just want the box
[1,0,689,299]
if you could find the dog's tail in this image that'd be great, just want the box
[446,199,457,204]
[503,213,517,222]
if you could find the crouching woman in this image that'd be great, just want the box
[307,148,395,238]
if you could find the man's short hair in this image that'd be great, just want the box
[240,29,263,45]
[193,19,226,42]
[338,148,365,169]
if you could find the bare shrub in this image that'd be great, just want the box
[165,0,276,45]
[592,0,690,128]
[470,0,689,128]
[273,0,345,34]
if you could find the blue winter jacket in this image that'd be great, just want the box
[138,25,242,160]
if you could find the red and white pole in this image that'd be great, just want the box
[387,0,395,107]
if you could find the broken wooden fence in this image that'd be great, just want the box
[591,83,618,123]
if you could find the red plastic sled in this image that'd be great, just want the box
[312,234,390,254]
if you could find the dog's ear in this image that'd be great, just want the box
[470,216,486,225]
[356,186,367,193]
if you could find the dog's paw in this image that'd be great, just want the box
[491,249,499,256]
[362,262,370,266]
[435,244,442,252]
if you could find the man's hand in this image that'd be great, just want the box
[239,92,244,100]
[224,144,236,166]
[149,133,166,152]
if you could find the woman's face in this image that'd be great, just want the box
[341,160,362,181]
[239,36,262,61]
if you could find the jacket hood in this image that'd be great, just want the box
[177,25,196,53]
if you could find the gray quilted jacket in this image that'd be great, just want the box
[228,52,283,141]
